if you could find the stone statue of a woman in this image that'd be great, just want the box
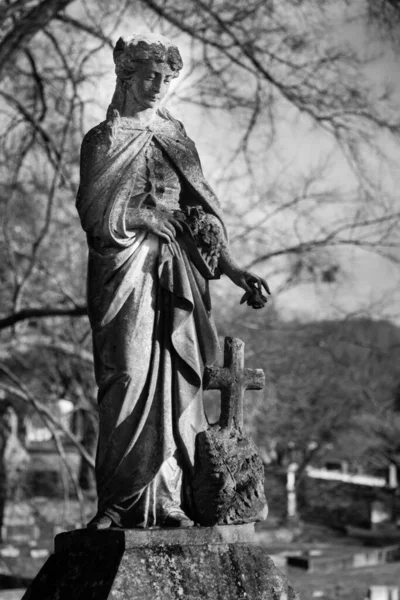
[76,33,270,529]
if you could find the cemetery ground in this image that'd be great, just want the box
[289,561,400,599]
[257,520,400,599]
[1,503,400,599]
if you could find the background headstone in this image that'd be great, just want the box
[368,586,399,600]
[370,500,391,530]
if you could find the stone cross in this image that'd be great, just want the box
[203,337,265,429]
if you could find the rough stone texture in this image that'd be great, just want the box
[192,426,268,526]
[55,523,256,552]
[193,337,268,526]
[203,337,265,429]
[21,528,300,600]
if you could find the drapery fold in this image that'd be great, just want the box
[77,109,223,526]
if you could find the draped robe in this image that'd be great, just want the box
[76,109,225,527]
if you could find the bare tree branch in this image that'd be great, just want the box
[0,0,76,80]
[0,90,61,167]
[0,305,87,330]
[0,365,95,469]
[54,14,113,48]
[245,211,400,269]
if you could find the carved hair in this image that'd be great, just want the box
[113,33,183,81]
[106,33,183,125]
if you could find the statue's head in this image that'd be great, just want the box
[110,33,183,113]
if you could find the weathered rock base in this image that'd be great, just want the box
[21,525,300,600]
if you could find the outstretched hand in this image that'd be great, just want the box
[234,271,271,309]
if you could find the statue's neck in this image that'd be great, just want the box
[108,79,161,127]
[120,89,158,125]
[120,106,157,126]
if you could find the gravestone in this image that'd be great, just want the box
[287,544,400,574]
[21,337,300,599]
[21,526,300,600]
[388,463,398,489]
[192,337,268,525]
[1,503,39,544]
[371,500,391,530]
[286,463,298,521]
[368,586,399,600]
[0,406,30,539]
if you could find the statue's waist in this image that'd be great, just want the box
[130,190,182,213]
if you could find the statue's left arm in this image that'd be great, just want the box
[160,110,270,307]
[218,243,270,308]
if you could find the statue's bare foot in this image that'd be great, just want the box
[162,510,194,528]
[87,514,113,529]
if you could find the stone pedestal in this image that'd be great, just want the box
[21,524,299,600]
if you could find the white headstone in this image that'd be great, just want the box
[369,586,399,600]
[388,463,398,489]
[370,500,391,528]
[287,463,298,519]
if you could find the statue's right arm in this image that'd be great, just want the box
[124,207,183,245]
[77,127,109,199]
[76,126,111,237]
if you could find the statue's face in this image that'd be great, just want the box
[128,61,174,110]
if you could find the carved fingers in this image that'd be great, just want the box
[245,272,271,295]
[166,215,184,235]
[151,214,184,243]
[239,272,271,309]
[153,223,175,243]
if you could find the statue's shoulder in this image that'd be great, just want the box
[157,107,188,137]
[80,121,112,165]
[82,121,110,149]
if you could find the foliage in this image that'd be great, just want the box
[220,309,400,476]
